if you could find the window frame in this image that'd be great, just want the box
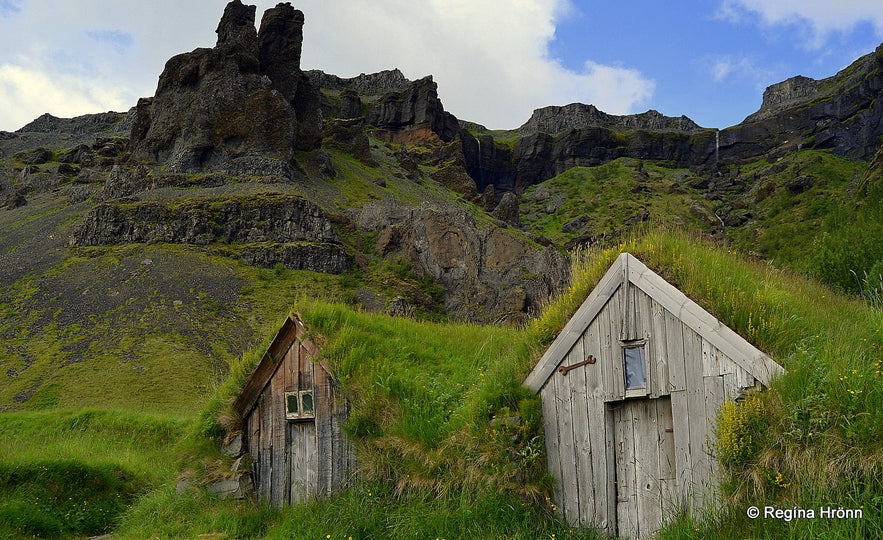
[621,339,650,398]
[285,389,316,421]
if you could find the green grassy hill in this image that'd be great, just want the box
[3,230,878,539]
[2,115,882,538]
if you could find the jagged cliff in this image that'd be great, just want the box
[2,0,883,324]
[0,0,567,326]
[460,44,883,194]
[2,0,883,419]
[127,1,321,177]
[722,44,883,161]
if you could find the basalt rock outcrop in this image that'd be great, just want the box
[462,108,715,194]
[720,44,883,162]
[349,197,568,323]
[128,1,321,176]
[460,45,883,194]
[517,104,704,136]
[71,194,351,273]
[308,70,461,144]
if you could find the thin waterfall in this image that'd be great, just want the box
[715,129,720,168]
[476,137,484,187]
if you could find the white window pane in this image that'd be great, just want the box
[301,390,314,415]
[624,346,646,389]
[286,392,299,417]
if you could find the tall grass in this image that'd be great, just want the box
[0,409,186,539]
[592,230,883,539]
[11,228,880,539]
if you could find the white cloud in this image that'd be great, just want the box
[0,0,655,131]
[720,0,883,48]
[296,0,654,128]
[0,64,132,130]
[706,55,775,89]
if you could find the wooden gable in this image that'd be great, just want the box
[523,253,785,539]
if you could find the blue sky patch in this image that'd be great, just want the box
[0,0,22,17]
[86,29,135,51]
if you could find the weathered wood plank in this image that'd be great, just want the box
[649,299,670,397]
[615,402,639,539]
[670,390,692,508]
[664,309,686,392]
[717,347,737,376]
[683,327,710,512]
[289,422,318,505]
[329,402,350,491]
[258,382,274,503]
[524,255,624,392]
[583,318,611,530]
[621,264,634,341]
[636,399,660,538]
[554,357,581,523]
[570,337,594,525]
[270,365,288,506]
[234,317,300,418]
[701,338,720,378]
[541,383,564,519]
[598,301,616,402]
[656,396,677,526]
[608,287,625,400]
[722,372,740,401]
[604,406,617,537]
[736,364,753,389]
[702,374,725,506]
[634,288,655,397]
[316,369,332,495]
[246,407,261,498]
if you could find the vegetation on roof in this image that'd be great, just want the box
[2,228,880,538]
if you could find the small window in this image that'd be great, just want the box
[623,345,647,391]
[285,390,315,421]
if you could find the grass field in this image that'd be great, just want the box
[1,229,880,539]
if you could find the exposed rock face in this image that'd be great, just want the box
[463,126,715,193]
[128,1,321,175]
[310,70,461,143]
[745,76,820,122]
[518,104,704,136]
[71,194,351,273]
[16,111,132,136]
[72,194,339,246]
[725,44,883,161]
[258,3,322,150]
[366,76,460,142]
[350,197,568,323]
[306,68,412,96]
[461,45,883,193]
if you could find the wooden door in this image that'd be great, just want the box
[612,396,676,539]
[287,420,318,505]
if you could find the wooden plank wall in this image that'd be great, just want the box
[542,284,760,535]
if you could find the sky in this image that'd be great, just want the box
[1,1,882,132]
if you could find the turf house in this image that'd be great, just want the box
[524,253,786,539]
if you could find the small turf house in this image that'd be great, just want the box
[233,315,355,507]
[524,253,784,539]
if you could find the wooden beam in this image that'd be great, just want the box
[626,254,784,386]
[524,255,624,393]
[234,316,300,418]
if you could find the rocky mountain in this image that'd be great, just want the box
[128,1,320,177]
[0,0,568,331]
[2,1,882,410]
